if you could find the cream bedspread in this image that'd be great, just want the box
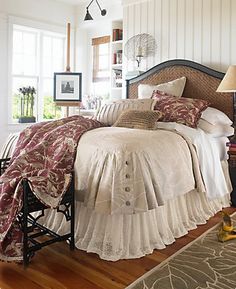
[74,127,205,215]
[37,126,232,261]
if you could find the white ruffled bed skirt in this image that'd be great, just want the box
[38,190,230,261]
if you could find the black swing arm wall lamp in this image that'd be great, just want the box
[84,0,107,21]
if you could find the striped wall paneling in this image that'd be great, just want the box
[123,0,235,73]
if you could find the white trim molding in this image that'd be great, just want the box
[122,0,150,7]
[8,15,68,34]
[0,11,8,21]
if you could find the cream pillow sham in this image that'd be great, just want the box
[138,76,186,99]
[197,118,234,137]
[200,107,233,125]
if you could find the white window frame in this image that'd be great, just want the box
[8,16,74,124]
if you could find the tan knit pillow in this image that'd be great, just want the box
[113,110,162,130]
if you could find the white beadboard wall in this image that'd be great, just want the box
[123,0,236,73]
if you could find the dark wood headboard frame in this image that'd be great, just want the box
[126,59,235,122]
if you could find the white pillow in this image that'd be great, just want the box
[138,76,186,99]
[96,99,156,126]
[201,107,233,125]
[198,118,234,137]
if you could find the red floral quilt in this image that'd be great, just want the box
[0,115,102,262]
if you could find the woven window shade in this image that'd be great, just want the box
[92,36,110,46]
[92,35,110,83]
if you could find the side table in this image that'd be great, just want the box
[228,149,236,206]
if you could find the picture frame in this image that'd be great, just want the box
[54,72,82,102]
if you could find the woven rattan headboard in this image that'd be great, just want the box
[126,59,234,122]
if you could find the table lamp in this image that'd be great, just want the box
[217,65,236,143]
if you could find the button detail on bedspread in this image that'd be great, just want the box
[125,187,130,192]
[125,174,130,179]
[125,161,129,165]
[125,201,131,206]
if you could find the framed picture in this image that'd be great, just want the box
[54,72,82,102]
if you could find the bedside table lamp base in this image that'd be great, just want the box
[217,66,236,207]
[227,149,236,207]
[216,66,236,143]
[230,91,236,143]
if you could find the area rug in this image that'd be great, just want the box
[126,212,236,289]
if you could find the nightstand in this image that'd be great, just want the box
[228,149,236,206]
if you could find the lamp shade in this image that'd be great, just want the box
[84,8,93,21]
[217,65,236,92]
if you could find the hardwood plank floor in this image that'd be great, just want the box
[0,207,235,289]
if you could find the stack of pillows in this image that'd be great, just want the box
[198,107,234,137]
[95,76,234,137]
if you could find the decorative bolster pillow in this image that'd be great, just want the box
[197,119,234,137]
[138,76,186,99]
[96,98,157,126]
[113,110,163,130]
[152,90,209,128]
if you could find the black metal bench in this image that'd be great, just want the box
[0,158,75,267]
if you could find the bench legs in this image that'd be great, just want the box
[19,178,75,268]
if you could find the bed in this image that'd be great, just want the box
[0,59,234,263]
[35,59,234,261]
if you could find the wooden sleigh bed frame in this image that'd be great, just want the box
[0,59,234,265]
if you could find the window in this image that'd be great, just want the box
[92,36,110,83]
[11,24,66,122]
[90,36,110,103]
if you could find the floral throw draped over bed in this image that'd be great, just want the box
[0,116,103,262]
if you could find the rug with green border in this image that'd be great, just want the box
[126,212,236,289]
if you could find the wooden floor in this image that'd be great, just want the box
[0,207,235,289]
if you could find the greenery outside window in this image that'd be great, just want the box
[11,24,66,122]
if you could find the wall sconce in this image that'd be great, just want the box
[84,0,107,21]
[136,46,144,68]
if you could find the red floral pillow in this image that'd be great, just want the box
[152,90,209,128]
